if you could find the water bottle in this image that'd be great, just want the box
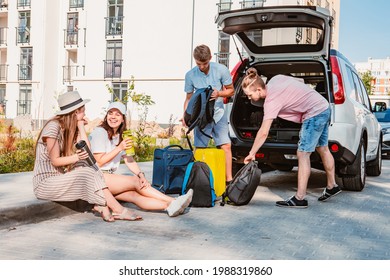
[75,140,96,166]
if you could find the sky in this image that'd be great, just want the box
[338,0,390,63]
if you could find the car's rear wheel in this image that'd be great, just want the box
[342,140,366,191]
[367,140,382,176]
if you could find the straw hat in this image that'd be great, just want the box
[107,101,126,115]
[55,91,90,115]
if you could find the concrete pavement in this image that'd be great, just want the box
[1,161,390,260]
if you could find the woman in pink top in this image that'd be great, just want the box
[241,68,341,208]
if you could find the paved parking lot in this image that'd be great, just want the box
[1,160,390,261]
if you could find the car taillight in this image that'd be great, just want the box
[255,152,265,159]
[330,143,339,153]
[242,131,253,139]
[330,56,345,104]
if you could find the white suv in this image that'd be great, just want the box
[216,5,382,191]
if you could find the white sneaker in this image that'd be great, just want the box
[166,189,193,217]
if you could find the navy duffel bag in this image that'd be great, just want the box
[152,145,194,194]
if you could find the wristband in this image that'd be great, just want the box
[137,172,145,178]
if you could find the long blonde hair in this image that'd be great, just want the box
[241,67,265,91]
[35,110,79,158]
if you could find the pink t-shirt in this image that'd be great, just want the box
[263,75,329,123]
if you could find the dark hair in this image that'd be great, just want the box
[99,113,127,145]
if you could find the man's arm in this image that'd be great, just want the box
[244,119,273,163]
[211,83,234,100]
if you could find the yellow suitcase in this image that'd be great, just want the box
[194,148,226,197]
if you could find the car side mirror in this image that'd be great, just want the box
[373,102,387,112]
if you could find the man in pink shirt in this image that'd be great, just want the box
[242,68,341,208]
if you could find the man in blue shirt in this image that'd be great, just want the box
[182,44,235,185]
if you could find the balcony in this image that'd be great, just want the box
[64,29,79,46]
[105,16,123,37]
[63,65,82,83]
[69,0,84,9]
[16,26,30,45]
[0,64,8,81]
[17,0,31,9]
[0,27,7,46]
[216,1,232,13]
[215,52,230,68]
[104,59,122,79]
[0,0,8,9]
[16,99,31,115]
[240,0,265,9]
[18,64,32,80]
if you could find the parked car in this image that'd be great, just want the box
[373,105,390,157]
[216,5,382,191]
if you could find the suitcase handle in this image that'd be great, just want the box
[164,145,184,150]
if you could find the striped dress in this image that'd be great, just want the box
[33,120,106,206]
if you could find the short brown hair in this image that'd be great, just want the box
[193,44,212,62]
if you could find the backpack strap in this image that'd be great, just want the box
[181,162,194,195]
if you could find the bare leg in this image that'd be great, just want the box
[296,151,312,200]
[103,173,174,210]
[220,143,233,182]
[115,190,169,211]
[316,146,336,188]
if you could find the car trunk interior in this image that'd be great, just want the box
[231,60,328,143]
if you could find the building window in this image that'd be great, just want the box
[17,84,32,115]
[0,85,6,117]
[305,27,312,44]
[19,47,33,80]
[0,63,7,81]
[104,41,122,79]
[66,13,79,45]
[106,0,123,36]
[0,27,7,45]
[69,0,84,9]
[217,0,232,12]
[240,0,265,9]
[17,0,31,9]
[296,27,302,43]
[216,31,230,68]
[17,11,31,44]
[111,82,128,104]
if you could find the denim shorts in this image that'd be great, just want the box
[194,114,231,147]
[298,107,331,152]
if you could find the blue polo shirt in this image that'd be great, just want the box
[184,62,232,123]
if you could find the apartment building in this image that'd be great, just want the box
[355,57,390,95]
[354,57,390,107]
[0,0,340,125]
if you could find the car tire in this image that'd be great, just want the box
[366,140,382,177]
[342,140,366,191]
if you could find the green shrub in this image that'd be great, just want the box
[0,137,35,173]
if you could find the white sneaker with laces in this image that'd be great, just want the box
[166,189,193,217]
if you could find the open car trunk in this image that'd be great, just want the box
[231,60,330,147]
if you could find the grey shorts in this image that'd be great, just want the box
[193,116,231,147]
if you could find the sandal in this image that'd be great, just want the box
[92,205,115,222]
[112,208,143,221]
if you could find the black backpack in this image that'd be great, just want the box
[221,161,262,206]
[181,161,216,207]
[184,86,215,138]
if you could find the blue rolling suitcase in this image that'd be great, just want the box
[152,145,194,194]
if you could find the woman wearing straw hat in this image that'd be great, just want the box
[33,91,142,222]
[89,102,193,217]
